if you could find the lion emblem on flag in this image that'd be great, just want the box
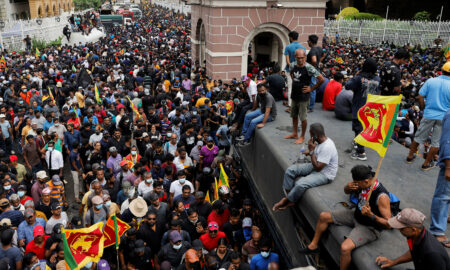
[358,103,387,143]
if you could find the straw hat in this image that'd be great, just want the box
[129,197,147,218]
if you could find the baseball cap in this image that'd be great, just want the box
[243,198,252,206]
[97,259,110,270]
[109,146,117,152]
[154,159,162,166]
[206,136,214,142]
[42,188,51,195]
[120,160,128,166]
[24,208,34,218]
[71,216,83,229]
[92,195,103,205]
[442,61,450,73]
[192,239,204,250]
[135,239,145,253]
[388,208,426,229]
[33,224,45,237]
[0,199,9,207]
[197,141,203,146]
[0,218,11,227]
[208,221,219,231]
[242,217,252,228]
[169,230,182,242]
[9,155,18,162]
[142,132,149,137]
[51,202,62,210]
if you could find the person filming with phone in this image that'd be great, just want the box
[273,123,338,211]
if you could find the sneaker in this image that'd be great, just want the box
[238,141,251,146]
[406,155,416,164]
[421,162,436,171]
[235,135,245,141]
[351,152,367,161]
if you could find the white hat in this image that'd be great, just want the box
[142,132,149,137]
[36,170,48,179]
[129,197,147,218]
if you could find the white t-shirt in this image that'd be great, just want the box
[138,181,154,196]
[314,138,338,180]
[173,156,193,171]
[247,80,257,102]
[45,212,68,234]
[169,180,194,197]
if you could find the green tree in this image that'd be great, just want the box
[413,11,431,21]
[336,7,359,20]
[73,0,102,11]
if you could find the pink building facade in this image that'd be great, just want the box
[189,0,327,81]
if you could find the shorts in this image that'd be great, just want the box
[414,118,442,147]
[331,209,380,248]
[291,99,309,121]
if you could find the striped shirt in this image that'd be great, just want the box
[45,181,65,206]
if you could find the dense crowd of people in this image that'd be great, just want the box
[0,1,448,270]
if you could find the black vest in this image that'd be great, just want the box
[354,182,389,230]
[291,65,312,102]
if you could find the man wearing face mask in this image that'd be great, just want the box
[84,195,108,227]
[138,172,154,196]
[45,141,64,179]
[31,171,49,205]
[157,230,192,270]
[249,238,279,270]
[88,125,103,145]
[182,208,207,240]
[124,145,142,170]
[236,84,276,146]
[170,170,194,206]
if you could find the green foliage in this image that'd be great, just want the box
[344,12,383,21]
[413,11,431,21]
[32,36,63,51]
[336,7,359,20]
[73,0,102,11]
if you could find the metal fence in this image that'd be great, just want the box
[152,0,190,15]
[324,19,450,47]
[0,9,92,52]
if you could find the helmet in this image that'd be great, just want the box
[218,185,230,196]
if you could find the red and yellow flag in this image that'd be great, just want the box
[205,190,211,204]
[225,100,234,115]
[354,94,402,157]
[62,222,105,270]
[0,56,6,70]
[126,96,141,119]
[218,163,229,188]
[103,214,130,248]
[444,44,450,61]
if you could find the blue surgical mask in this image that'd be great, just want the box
[146,178,153,184]
[18,191,25,197]
[84,261,93,269]
[261,251,270,258]
[179,178,185,184]
[95,204,103,210]
[4,185,11,190]
[173,243,182,250]
[105,201,111,207]
[131,151,137,155]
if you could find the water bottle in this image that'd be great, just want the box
[299,144,306,162]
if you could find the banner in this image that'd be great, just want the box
[354,94,402,157]
[62,222,105,270]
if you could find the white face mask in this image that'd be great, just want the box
[146,178,153,184]
[131,151,137,156]
[173,243,182,250]
[48,147,53,151]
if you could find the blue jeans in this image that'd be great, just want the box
[241,110,273,142]
[309,77,317,110]
[283,163,330,202]
[429,168,450,236]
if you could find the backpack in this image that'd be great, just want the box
[379,62,398,94]
[360,76,380,100]
[349,192,401,216]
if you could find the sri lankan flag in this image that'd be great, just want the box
[62,222,105,270]
[35,48,40,58]
[0,56,6,70]
[94,84,101,104]
[103,214,130,248]
[354,94,402,157]
[218,164,229,187]
[213,177,219,202]
[225,100,234,115]
[444,44,450,61]
[205,190,211,204]
[126,96,141,119]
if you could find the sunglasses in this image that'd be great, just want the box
[148,218,156,220]
[208,224,218,228]
[209,230,218,233]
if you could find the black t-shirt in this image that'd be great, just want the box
[222,221,243,247]
[307,46,323,68]
[137,222,165,255]
[291,65,312,102]
[129,247,154,270]
[266,74,285,100]
[180,132,197,153]
[380,61,401,96]
[411,229,450,270]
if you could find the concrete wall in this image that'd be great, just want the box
[190,0,326,81]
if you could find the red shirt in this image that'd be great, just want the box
[20,196,33,206]
[199,231,227,251]
[322,80,342,111]
[25,236,49,259]
[207,209,230,230]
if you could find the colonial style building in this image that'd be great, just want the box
[0,0,73,20]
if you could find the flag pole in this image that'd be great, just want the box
[113,215,120,269]
[365,147,387,204]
